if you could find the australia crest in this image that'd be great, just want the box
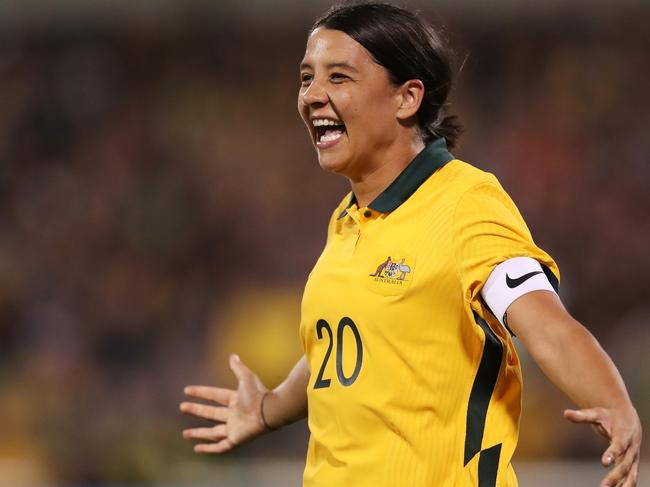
[369,256,412,283]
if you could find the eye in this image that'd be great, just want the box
[300,73,313,86]
[330,73,349,83]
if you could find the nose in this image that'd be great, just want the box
[300,77,328,107]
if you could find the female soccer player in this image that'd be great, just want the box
[180,3,641,486]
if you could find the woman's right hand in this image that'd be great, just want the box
[180,354,269,454]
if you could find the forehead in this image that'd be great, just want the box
[301,27,374,69]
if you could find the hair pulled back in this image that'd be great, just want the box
[311,2,462,148]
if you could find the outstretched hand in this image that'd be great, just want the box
[564,406,642,487]
[180,354,269,454]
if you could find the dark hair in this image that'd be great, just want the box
[311,2,462,148]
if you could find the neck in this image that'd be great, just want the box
[350,136,426,209]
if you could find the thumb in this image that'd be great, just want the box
[563,407,602,424]
[229,354,251,382]
[601,438,626,467]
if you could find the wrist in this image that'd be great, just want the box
[601,394,635,413]
[260,391,279,431]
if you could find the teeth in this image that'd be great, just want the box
[319,131,343,143]
[312,118,342,127]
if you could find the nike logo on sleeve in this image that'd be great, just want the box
[505,271,543,288]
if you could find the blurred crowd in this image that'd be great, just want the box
[0,2,648,484]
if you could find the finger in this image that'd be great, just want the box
[620,458,639,487]
[194,439,233,454]
[184,385,234,405]
[183,424,227,441]
[229,354,252,382]
[179,402,229,422]
[602,436,631,466]
[564,407,605,424]
[601,446,636,487]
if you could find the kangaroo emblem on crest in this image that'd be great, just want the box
[370,256,391,277]
[370,256,412,281]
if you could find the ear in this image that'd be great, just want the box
[395,79,425,121]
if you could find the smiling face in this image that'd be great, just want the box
[298,28,404,179]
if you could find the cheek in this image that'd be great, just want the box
[346,104,392,142]
[331,92,359,129]
[344,90,395,134]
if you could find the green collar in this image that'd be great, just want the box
[338,138,454,219]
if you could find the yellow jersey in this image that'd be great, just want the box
[299,138,559,487]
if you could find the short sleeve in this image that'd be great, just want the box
[453,181,560,309]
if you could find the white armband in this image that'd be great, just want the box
[480,256,558,327]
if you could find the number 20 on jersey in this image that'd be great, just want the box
[313,317,363,389]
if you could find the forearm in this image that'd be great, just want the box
[262,355,310,429]
[509,292,632,410]
[526,319,629,410]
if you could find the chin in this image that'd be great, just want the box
[317,151,350,175]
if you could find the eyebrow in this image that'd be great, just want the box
[299,61,359,73]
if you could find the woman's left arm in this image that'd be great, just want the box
[507,290,642,487]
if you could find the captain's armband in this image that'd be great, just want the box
[481,257,558,328]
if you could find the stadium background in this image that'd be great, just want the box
[0,0,648,485]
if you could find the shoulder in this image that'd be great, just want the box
[404,158,514,222]
[442,159,526,229]
[440,159,503,198]
[437,159,523,216]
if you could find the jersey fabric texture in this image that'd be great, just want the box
[299,138,560,487]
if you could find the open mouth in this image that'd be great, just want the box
[312,118,346,146]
